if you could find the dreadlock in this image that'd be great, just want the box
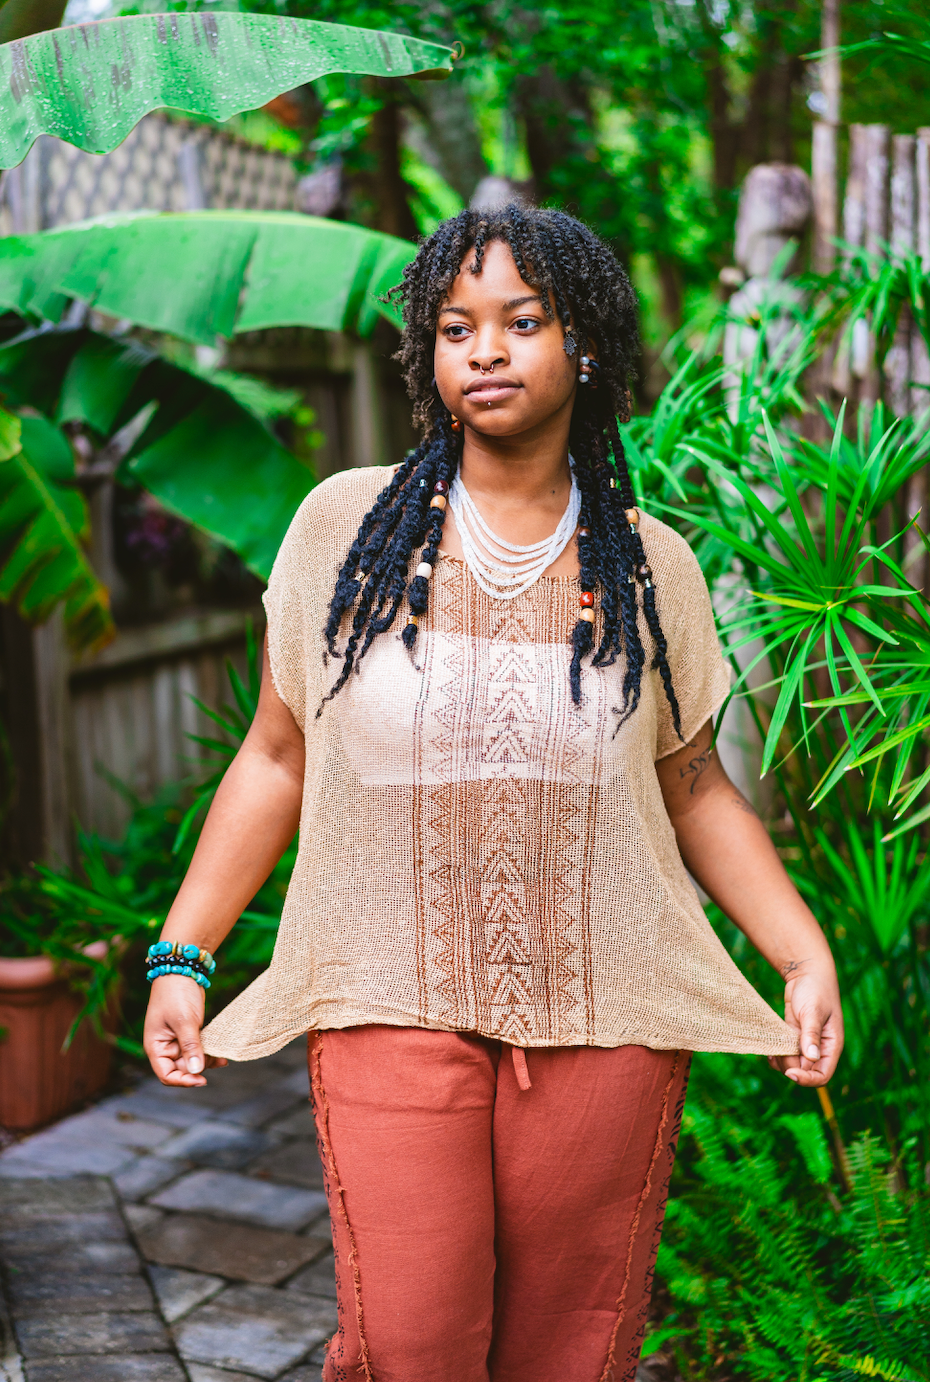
[321,204,682,737]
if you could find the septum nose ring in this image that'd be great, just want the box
[479,363,495,375]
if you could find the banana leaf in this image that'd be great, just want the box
[0,210,415,343]
[0,404,114,649]
[0,13,454,168]
[0,324,315,577]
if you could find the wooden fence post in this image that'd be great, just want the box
[913,130,930,594]
[811,0,841,275]
[915,130,930,417]
[859,125,890,406]
[349,341,388,469]
[834,124,869,397]
[888,135,916,417]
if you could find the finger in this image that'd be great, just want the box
[147,1048,208,1087]
[174,1022,207,1077]
[785,1065,831,1087]
[798,1012,823,1065]
[157,1067,209,1088]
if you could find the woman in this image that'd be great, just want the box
[144,205,842,1382]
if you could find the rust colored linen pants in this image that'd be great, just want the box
[308,1026,690,1382]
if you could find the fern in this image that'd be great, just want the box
[659,1094,930,1381]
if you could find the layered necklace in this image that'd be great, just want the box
[445,469,581,600]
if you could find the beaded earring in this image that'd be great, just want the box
[450,415,462,432]
[578,356,600,388]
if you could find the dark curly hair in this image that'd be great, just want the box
[320,203,681,737]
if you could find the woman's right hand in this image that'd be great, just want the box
[143,974,228,1086]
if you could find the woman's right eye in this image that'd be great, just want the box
[443,324,470,338]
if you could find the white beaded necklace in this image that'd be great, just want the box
[447,468,581,600]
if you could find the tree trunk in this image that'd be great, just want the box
[412,78,488,205]
[370,91,419,242]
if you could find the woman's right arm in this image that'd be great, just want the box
[143,637,305,1087]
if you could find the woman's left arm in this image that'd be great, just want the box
[656,717,844,1087]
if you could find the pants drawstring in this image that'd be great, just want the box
[511,1045,532,1091]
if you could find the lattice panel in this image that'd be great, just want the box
[1,114,297,231]
[200,135,297,211]
[40,118,189,226]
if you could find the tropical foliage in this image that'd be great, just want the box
[0,210,413,340]
[656,1099,930,1380]
[614,253,930,1377]
[0,318,317,629]
[0,209,417,642]
[110,0,929,345]
[0,12,454,167]
[0,402,113,649]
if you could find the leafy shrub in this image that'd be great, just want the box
[0,622,290,1053]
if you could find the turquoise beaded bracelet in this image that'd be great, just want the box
[147,963,211,989]
[146,941,216,989]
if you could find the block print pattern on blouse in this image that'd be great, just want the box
[203,473,797,1063]
[334,628,615,786]
[408,584,611,1044]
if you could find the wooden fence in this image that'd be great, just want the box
[812,121,930,414]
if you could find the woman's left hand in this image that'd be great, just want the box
[768,965,844,1086]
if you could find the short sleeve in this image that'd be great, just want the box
[643,514,732,759]
[262,501,312,732]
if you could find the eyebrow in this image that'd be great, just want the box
[438,294,546,317]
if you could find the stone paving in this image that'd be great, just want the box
[0,1039,336,1382]
[0,1039,671,1382]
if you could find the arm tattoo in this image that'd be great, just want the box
[679,743,712,795]
[781,958,810,979]
[731,789,758,817]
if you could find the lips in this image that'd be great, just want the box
[463,378,521,400]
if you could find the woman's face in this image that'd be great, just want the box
[433,240,578,440]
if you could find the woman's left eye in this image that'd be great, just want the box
[512,318,538,331]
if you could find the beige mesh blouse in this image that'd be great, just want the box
[203,466,798,1061]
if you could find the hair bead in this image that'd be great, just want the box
[433,480,449,495]
[429,495,447,511]
[579,591,594,607]
[416,562,433,579]
[579,608,595,624]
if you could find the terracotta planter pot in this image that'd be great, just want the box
[0,941,118,1132]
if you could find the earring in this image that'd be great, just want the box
[450,415,462,433]
[579,356,599,388]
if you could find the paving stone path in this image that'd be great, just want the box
[0,1039,336,1382]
